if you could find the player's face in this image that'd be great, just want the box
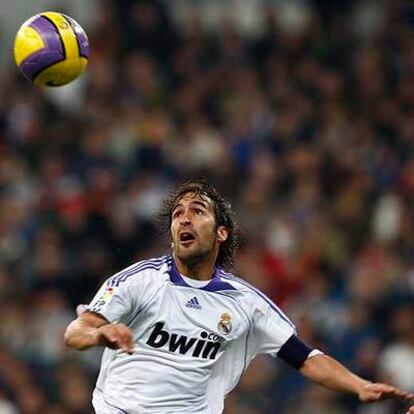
[170,193,228,266]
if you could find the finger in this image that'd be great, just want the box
[105,334,122,348]
[116,330,134,353]
[119,339,134,353]
[391,390,414,401]
[117,327,135,351]
[380,386,414,401]
[101,325,134,353]
[124,338,135,353]
[365,383,401,396]
[102,329,125,348]
[109,336,133,353]
[367,384,414,401]
[364,383,394,393]
[124,338,135,354]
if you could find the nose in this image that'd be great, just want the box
[179,210,191,225]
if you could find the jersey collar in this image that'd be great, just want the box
[169,256,235,292]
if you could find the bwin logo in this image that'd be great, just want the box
[146,322,222,360]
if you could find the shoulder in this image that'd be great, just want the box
[107,255,172,288]
[218,268,294,326]
[216,268,262,297]
[216,269,264,307]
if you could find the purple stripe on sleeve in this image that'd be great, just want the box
[113,264,163,286]
[109,257,170,287]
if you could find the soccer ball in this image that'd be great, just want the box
[14,11,89,87]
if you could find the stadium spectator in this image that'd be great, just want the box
[1,0,414,412]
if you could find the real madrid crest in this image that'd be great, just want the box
[218,312,232,335]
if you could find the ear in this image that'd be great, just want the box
[216,226,229,243]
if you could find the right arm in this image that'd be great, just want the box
[65,262,154,353]
[64,311,135,353]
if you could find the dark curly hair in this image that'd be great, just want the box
[158,180,240,270]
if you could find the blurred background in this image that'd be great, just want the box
[1,0,414,413]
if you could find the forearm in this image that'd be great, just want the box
[64,318,102,350]
[300,354,370,395]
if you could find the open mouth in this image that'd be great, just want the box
[179,231,196,245]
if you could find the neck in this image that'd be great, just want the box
[174,253,216,281]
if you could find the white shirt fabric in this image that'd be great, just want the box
[181,274,211,288]
[87,255,296,414]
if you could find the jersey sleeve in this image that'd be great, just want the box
[250,293,318,369]
[250,293,297,357]
[86,263,150,324]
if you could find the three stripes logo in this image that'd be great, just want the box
[185,296,201,310]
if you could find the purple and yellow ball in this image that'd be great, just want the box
[14,11,89,87]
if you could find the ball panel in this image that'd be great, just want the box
[34,57,83,86]
[19,48,64,81]
[80,56,88,72]
[14,26,44,66]
[41,12,79,60]
[65,15,90,58]
[28,15,63,56]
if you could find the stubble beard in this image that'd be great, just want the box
[175,239,215,269]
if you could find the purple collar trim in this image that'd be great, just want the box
[169,257,235,292]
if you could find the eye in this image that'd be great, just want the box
[195,208,204,215]
[172,209,182,219]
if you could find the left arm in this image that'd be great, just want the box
[248,293,413,408]
[299,353,414,403]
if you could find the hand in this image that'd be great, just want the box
[96,323,135,354]
[407,405,414,414]
[359,382,414,403]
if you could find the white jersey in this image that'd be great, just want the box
[87,255,298,414]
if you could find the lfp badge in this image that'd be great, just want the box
[91,286,115,312]
[101,287,114,302]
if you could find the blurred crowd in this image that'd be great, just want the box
[1,0,414,413]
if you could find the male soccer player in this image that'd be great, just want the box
[64,180,414,414]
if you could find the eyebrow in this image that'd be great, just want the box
[173,199,210,212]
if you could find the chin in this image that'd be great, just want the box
[176,247,208,266]
[176,249,200,263]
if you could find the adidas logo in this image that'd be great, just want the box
[185,296,201,310]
